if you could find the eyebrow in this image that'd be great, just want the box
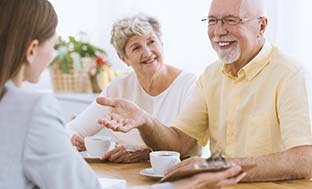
[208,14,239,18]
[146,35,154,40]
[128,42,140,49]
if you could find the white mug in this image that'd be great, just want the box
[84,136,116,157]
[150,151,181,175]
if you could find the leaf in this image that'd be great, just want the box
[52,35,106,73]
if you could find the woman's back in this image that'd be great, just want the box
[0,82,100,189]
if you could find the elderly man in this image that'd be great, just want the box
[96,0,312,182]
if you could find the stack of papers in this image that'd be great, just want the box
[98,178,126,189]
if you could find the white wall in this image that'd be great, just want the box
[50,0,312,70]
[52,0,214,73]
[29,0,312,94]
[23,0,310,157]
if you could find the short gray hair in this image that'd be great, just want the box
[110,14,162,56]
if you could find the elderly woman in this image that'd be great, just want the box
[68,14,200,163]
[0,1,244,188]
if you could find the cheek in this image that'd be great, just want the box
[43,48,54,66]
[236,29,256,46]
[156,48,164,58]
[125,58,138,68]
[207,28,215,37]
[37,49,53,71]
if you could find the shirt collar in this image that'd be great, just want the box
[222,40,273,81]
[5,80,16,88]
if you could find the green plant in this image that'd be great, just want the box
[52,36,106,73]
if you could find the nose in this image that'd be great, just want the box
[212,21,228,36]
[142,45,152,56]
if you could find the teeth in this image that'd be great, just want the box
[218,42,231,47]
[143,58,155,64]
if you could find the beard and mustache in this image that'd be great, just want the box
[212,36,241,64]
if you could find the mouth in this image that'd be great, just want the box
[141,57,157,64]
[216,41,237,48]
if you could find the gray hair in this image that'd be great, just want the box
[110,14,162,56]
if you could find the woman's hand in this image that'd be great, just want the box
[172,165,245,189]
[70,134,86,151]
[165,156,207,176]
[96,97,150,133]
[100,145,151,163]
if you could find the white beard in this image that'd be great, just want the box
[216,46,241,64]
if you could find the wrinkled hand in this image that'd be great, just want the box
[165,156,207,176]
[100,145,151,163]
[96,97,149,133]
[70,134,86,151]
[172,165,245,189]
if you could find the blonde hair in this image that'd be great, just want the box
[111,14,162,56]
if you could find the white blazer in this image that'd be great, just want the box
[0,81,101,189]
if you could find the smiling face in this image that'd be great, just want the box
[208,0,264,65]
[120,32,164,75]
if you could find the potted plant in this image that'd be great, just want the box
[50,36,117,93]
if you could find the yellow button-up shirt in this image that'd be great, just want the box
[175,41,312,158]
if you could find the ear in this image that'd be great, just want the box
[25,39,39,64]
[258,17,268,36]
[117,52,130,66]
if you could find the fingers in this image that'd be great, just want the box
[96,97,117,108]
[112,152,128,163]
[165,161,187,175]
[165,157,203,175]
[118,123,134,133]
[217,171,246,187]
[188,166,244,189]
[100,146,124,160]
[98,114,134,133]
[100,145,149,163]
[101,145,130,163]
[98,115,123,131]
[234,172,246,183]
[221,165,242,178]
[211,165,243,188]
[71,134,86,151]
[98,119,129,133]
[126,150,149,163]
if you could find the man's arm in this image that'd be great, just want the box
[235,69,312,182]
[230,145,312,182]
[96,97,197,157]
[139,117,197,157]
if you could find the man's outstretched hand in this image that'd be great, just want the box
[96,97,150,133]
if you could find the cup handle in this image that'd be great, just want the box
[170,158,181,166]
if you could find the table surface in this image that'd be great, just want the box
[90,162,312,188]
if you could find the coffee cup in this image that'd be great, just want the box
[149,151,181,175]
[84,136,116,157]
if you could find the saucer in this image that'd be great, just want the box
[79,151,100,158]
[140,168,164,178]
[79,151,105,163]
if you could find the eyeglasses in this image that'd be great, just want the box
[201,15,263,26]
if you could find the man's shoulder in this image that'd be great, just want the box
[271,46,304,74]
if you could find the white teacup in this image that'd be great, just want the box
[84,136,116,157]
[149,151,181,175]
